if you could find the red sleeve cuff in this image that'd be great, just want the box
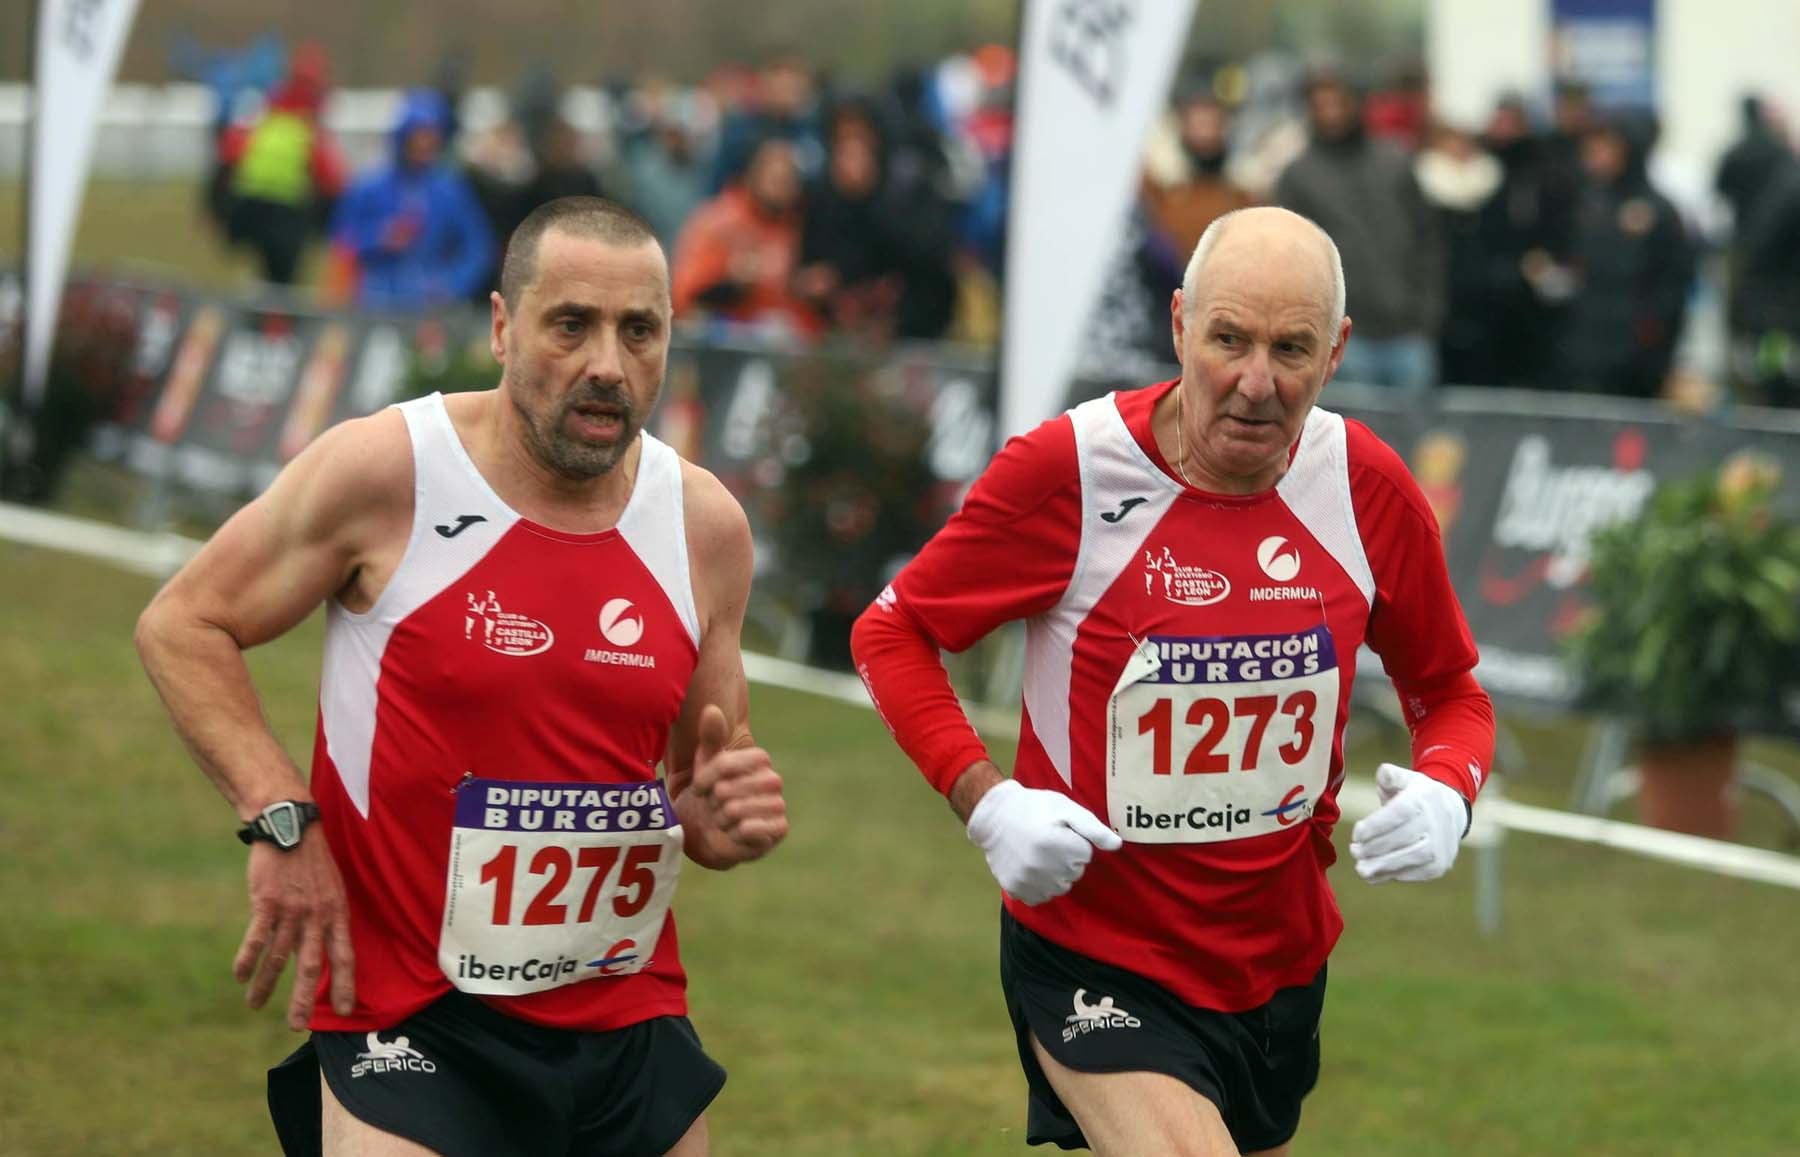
[1394,670,1496,803]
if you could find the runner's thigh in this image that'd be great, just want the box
[321,1073,440,1157]
[661,1114,709,1156]
[1029,1034,1239,1157]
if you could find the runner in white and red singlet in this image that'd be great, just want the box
[853,207,1494,1157]
[138,197,786,1157]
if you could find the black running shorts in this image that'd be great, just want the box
[1000,909,1324,1153]
[267,989,725,1156]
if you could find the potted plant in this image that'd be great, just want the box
[761,352,936,671]
[0,282,138,505]
[1563,457,1800,837]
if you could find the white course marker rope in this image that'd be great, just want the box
[9,501,1799,891]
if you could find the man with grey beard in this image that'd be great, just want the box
[136,197,788,1156]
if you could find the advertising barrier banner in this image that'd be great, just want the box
[35,275,1800,718]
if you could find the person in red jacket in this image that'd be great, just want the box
[670,135,818,338]
[852,205,1494,1156]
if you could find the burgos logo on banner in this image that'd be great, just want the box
[1143,546,1229,606]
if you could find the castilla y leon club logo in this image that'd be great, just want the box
[463,591,554,657]
[1480,430,1656,606]
[1143,546,1230,606]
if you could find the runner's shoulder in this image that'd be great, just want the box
[966,412,1081,519]
[1339,416,1435,526]
[274,406,415,537]
[677,457,752,573]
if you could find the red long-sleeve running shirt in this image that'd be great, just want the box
[852,381,1494,1012]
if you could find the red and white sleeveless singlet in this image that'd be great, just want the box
[308,393,700,1033]
[861,381,1488,1012]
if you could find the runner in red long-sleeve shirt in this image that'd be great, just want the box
[852,206,1494,1157]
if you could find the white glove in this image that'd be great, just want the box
[1349,763,1470,884]
[966,780,1123,905]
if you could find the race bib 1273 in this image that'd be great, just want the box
[1108,629,1339,844]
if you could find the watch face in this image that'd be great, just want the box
[265,803,303,848]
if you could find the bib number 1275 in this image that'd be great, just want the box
[439,779,682,995]
[477,842,662,926]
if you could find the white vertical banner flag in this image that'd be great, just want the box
[25,0,142,408]
[1001,0,1198,440]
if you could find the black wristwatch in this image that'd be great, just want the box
[237,801,321,850]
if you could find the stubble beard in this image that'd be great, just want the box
[511,373,642,480]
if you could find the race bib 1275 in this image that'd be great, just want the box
[438,779,683,995]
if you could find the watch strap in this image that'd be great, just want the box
[236,801,321,848]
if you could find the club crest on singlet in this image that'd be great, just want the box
[463,590,554,657]
[584,598,657,669]
[1142,545,1230,607]
[1248,535,1323,602]
[1107,628,1339,843]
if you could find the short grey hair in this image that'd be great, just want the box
[1181,207,1346,346]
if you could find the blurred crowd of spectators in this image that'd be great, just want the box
[189,40,1800,407]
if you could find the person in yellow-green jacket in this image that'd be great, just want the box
[221,46,347,286]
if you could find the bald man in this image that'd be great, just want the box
[853,207,1494,1155]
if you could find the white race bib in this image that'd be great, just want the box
[1107,628,1339,844]
[438,778,682,995]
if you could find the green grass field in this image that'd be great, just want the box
[0,181,320,292]
[4,182,1800,1152]
[3,541,1800,1155]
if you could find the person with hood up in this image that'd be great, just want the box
[1478,95,1579,388]
[793,95,958,342]
[1144,89,1254,260]
[329,90,495,312]
[1554,115,1695,399]
[1414,121,1504,385]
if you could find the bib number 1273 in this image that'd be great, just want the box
[1108,630,1338,845]
[1135,690,1317,775]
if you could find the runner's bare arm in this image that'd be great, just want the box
[135,407,411,1026]
[136,408,409,811]
[665,464,788,869]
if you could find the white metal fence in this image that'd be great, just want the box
[0,82,620,182]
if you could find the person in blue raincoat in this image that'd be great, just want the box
[330,90,495,311]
